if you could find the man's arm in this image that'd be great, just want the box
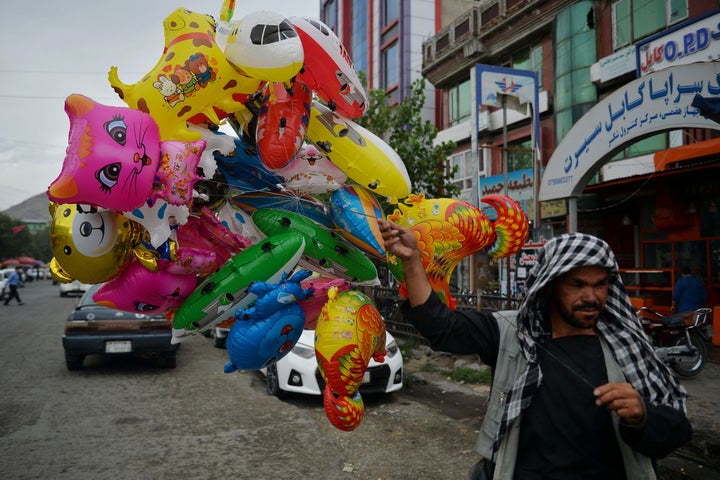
[379,218,432,307]
[618,402,692,458]
[594,382,692,457]
[379,218,500,364]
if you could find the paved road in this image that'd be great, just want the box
[0,281,486,480]
[1,280,718,479]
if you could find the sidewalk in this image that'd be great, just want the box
[669,345,720,472]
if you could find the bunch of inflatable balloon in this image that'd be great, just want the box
[45,1,529,431]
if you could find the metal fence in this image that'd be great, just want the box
[370,286,522,345]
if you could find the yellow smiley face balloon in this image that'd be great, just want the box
[48,202,145,284]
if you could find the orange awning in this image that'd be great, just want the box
[654,137,720,171]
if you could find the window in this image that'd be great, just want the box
[383,0,398,28]
[382,42,398,88]
[507,139,533,172]
[512,45,543,88]
[447,150,476,200]
[612,0,688,49]
[350,0,368,77]
[610,132,668,162]
[554,1,597,144]
[323,0,338,32]
[449,79,471,126]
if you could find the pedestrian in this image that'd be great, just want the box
[379,220,692,480]
[4,266,25,306]
[671,265,707,314]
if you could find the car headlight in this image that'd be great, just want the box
[386,339,399,358]
[291,343,316,359]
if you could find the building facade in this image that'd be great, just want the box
[420,0,720,310]
[321,0,438,122]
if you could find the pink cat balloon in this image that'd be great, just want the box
[48,94,162,212]
[48,94,205,212]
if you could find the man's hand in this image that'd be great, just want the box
[594,382,645,425]
[378,219,420,262]
[378,218,432,307]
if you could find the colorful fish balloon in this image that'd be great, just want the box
[315,287,386,431]
[387,193,528,308]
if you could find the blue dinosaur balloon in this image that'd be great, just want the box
[224,269,314,372]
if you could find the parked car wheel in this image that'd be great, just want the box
[265,363,286,399]
[212,332,226,349]
[65,352,85,371]
[163,353,177,369]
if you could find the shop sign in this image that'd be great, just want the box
[591,46,635,84]
[636,10,720,76]
[540,63,720,202]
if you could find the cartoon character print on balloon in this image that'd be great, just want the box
[47,94,205,215]
[224,269,314,372]
[386,193,529,309]
[315,287,386,431]
[108,7,263,142]
[275,144,347,194]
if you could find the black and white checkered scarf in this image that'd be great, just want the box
[492,233,687,456]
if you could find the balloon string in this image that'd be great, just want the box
[491,312,598,392]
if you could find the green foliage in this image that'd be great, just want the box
[0,213,52,262]
[355,78,460,201]
[447,365,492,385]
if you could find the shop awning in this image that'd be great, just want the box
[654,137,720,171]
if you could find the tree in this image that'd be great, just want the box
[0,213,52,262]
[356,78,459,200]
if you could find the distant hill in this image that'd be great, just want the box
[2,193,51,222]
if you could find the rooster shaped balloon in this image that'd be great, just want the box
[315,287,386,431]
[386,193,528,308]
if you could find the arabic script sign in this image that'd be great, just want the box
[539,62,720,202]
[636,10,720,76]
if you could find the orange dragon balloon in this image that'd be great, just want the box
[315,288,386,431]
[387,193,528,308]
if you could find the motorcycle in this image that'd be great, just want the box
[636,306,714,377]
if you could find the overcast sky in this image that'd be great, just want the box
[0,0,320,212]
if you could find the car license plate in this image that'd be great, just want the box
[105,341,132,353]
[362,371,371,384]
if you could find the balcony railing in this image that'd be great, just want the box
[423,7,483,71]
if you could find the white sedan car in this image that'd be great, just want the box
[262,328,404,398]
[59,280,92,297]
